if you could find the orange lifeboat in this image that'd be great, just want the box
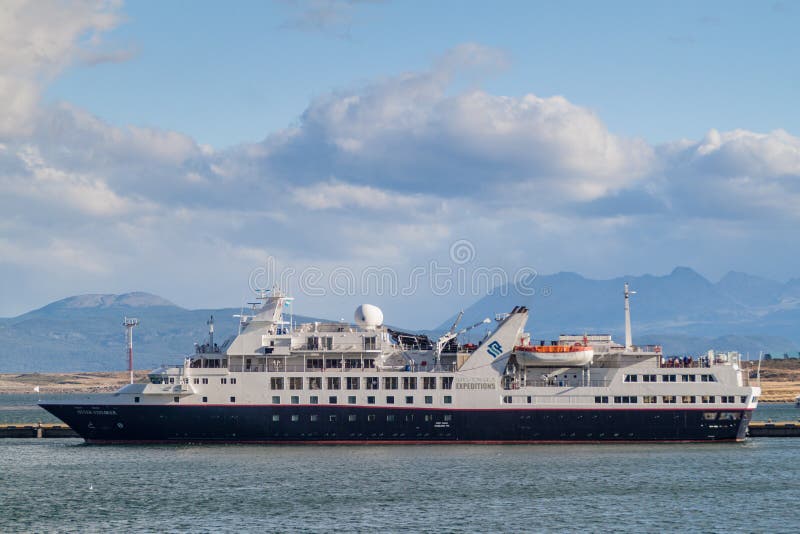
[512,344,594,367]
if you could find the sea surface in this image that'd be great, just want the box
[1,396,800,533]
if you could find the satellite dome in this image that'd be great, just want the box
[354,304,384,328]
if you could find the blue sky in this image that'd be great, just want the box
[1,0,800,327]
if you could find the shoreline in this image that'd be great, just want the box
[0,367,798,401]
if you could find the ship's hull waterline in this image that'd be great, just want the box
[40,403,751,444]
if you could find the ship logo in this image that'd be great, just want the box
[487,341,503,358]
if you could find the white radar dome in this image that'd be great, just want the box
[354,304,384,328]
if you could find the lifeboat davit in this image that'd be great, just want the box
[513,344,594,367]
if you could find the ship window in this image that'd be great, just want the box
[201,396,207,403]
[662,395,676,404]
[363,336,377,350]
[701,395,715,403]
[364,358,375,368]
[272,415,280,422]
[348,414,357,422]
[703,412,717,421]
[270,377,284,390]
[681,396,696,404]
[424,396,433,405]
[503,396,512,404]
[329,396,338,404]
[327,377,341,390]
[174,396,179,403]
[643,375,657,383]
[527,396,532,404]
[443,396,452,404]
[387,414,396,422]
[291,396,299,404]
[291,415,299,422]
[306,358,323,369]
[405,414,414,422]
[322,337,333,350]
[594,396,609,404]
[230,396,236,403]
[308,377,322,390]
[329,415,337,422]
[221,378,227,385]
[423,377,437,390]
[424,414,432,422]
[741,396,748,404]
[348,396,357,404]
[405,396,414,404]
[307,336,319,350]
[272,396,280,404]
[403,377,417,390]
[643,395,657,404]
[367,396,375,404]
[193,378,199,384]
[134,396,140,403]
[169,378,175,384]
[681,375,696,382]
[345,359,361,369]
[721,395,734,403]
[230,378,237,385]
[443,414,452,422]
[346,377,360,390]
[383,377,398,390]
[441,377,454,390]
[310,414,318,422]
[367,414,376,422]
[719,412,740,421]
[365,377,379,390]
[310,395,319,404]
[661,375,676,382]
[386,396,395,404]
[624,375,637,382]
[325,359,340,369]
[202,378,208,384]
[289,377,303,390]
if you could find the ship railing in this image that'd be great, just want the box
[509,379,611,389]
[230,363,457,373]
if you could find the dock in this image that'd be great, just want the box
[0,423,79,438]
[748,421,800,437]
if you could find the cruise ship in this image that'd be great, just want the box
[41,284,760,443]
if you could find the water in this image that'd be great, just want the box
[2,396,800,532]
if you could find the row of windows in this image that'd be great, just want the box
[271,413,451,423]
[595,395,747,404]
[267,376,454,391]
[169,395,454,405]
[624,374,717,383]
[305,336,377,350]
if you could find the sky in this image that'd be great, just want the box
[1,0,799,327]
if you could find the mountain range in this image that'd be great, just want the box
[1,267,798,372]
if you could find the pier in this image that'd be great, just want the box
[0,423,78,438]
[747,421,800,437]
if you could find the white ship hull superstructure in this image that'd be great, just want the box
[42,286,760,443]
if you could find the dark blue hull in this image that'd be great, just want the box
[39,403,751,443]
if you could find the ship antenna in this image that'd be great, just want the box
[624,282,636,351]
[207,315,215,351]
[124,317,140,384]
